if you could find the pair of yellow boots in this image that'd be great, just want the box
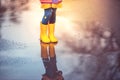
[40,23,58,43]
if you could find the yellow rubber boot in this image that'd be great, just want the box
[48,24,58,43]
[40,23,50,43]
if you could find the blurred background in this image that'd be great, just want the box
[0,0,120,80]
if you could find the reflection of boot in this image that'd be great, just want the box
[41,42,54,79]
[41,42,49,58]
[40,23,50,43]
[49,43,57,58]
[41,42,64,80]
[48,24,58,43]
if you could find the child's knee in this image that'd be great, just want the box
[45,9,53,18]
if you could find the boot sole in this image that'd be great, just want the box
[40,39,50,44]
[39,39,58,44]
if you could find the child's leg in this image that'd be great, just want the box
[48,8,58,43]
[49,8,57,24]
[40,8,53,43]
[42,8,53,25]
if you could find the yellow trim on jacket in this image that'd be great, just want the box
[41,2,62,9]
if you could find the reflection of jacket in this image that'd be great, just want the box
[40,0,62,9]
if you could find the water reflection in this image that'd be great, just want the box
[64,51,120,80]
[40,42,64,80]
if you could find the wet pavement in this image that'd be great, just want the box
[0,0,120,80]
